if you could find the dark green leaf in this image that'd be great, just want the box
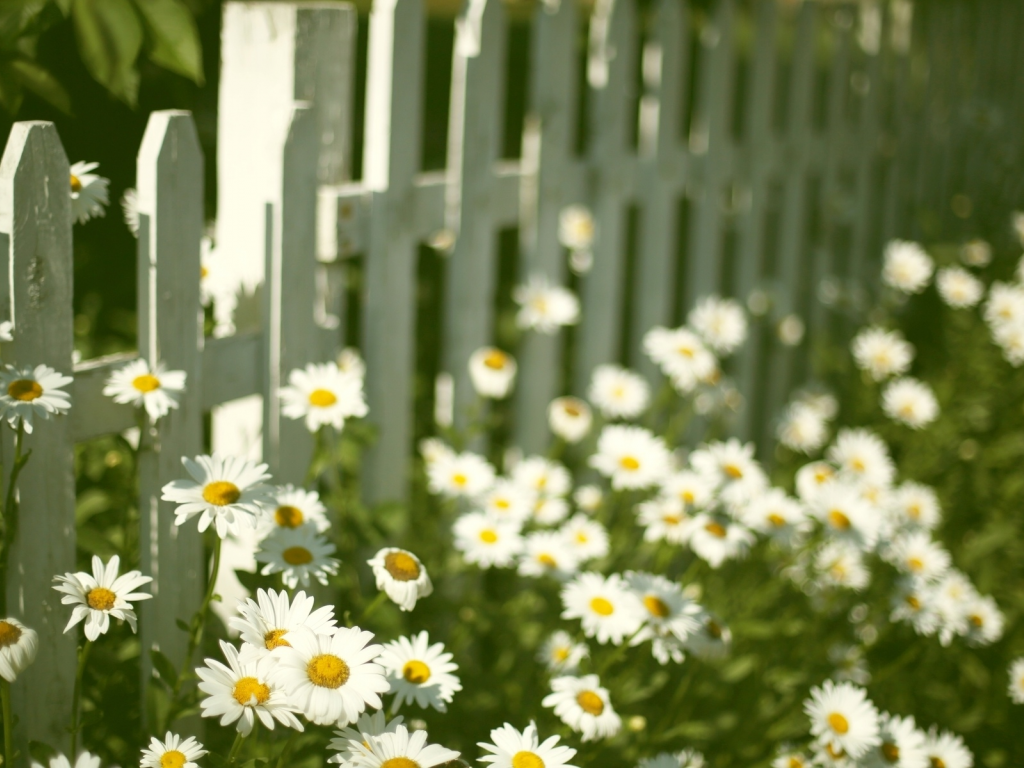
[29,741,57,766]
[131,0,202,83]
[174,618,189,633]
[149,648,178,688]
[71,0,142,105]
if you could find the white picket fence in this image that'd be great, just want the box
[0,0,955,747]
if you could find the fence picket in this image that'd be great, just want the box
[0,122,76,747]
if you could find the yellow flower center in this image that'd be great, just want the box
[274,505,304,528]
[562,401,583,417]
[826,744,845,759]
[851,458,866,472]
[788,759,804,768]
[589,597,614,616]
[643,595,670,618]
[663,514,682,525]
[681,490,695,503]
[930,759,946,768]
[71,174,82,193]
[969,613,984,627]
[907,504,921,519]
[677,345,695,358]
[706,620,723,639]
[553,647,570,661]
[905,595,921,610]
[160,751,186,768]
[384,551,421,581]
[494,498,511,510]
[828,712,849,734]
[402,659,431,684]
[619,456,640,471]
[282,546,313,565]
[308,388,337,407]
[0,621,22,648]
[705,522,727,538]
[512,753,545,768]
[452,473,468,487]
[483,350,508,369]
[201,265,209,279]
[264,629,290,649]
[87,587,117,611]
[827,510,851,530]
[307,653,349,688]
[907,556,924,572]
[814,468,832,483]
[576,690,604,716]
[881,742,900,763]
[767,513,786,528]
[537,553,557,567]
[132,374,162,392]
[381,760,419,768]
[7,379,42,402]
[232,676,271,706]
[574,531,588,543]
[479,529,498,544]
[724,463,743,479]
[202,481,241,506]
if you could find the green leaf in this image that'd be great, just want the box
[132,0,202,84]
[149,648,178,689]
[174,618,189,633]
[71,0,142,105]
[0,62,24,115]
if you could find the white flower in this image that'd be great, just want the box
[0,364,73,432]
[548,397,593,443]
[512,456,572,498]
[812,481,881,550]
[0,617,37,682]
[960,238,991,267]
[590,425,672,490]
[260,485,330,536]
[659,471,714,509]
[453,512,523,567]
[1008,657,1024,704]
[883,532,950,581]
[542,674,621,742]
[685,612,731,659]
[279,361,368,432]
[271,625,388,726]
[627,572,702,665]
[771,751,812,768]
[479,721,578,768]
[121,187,139,235]
[689,438,764,489]
[419,437,454,466]
[103,359,186,423]
[804,680,881,759]
[561,572,644,645]
[795,461,838,503]
[559,204,595,251]
[161,453,274,538]
[643,326,718,392]
[963,594,1004,647]
[197,640,303,736]
[53,555,152,641]
[560,514,609,562]
[538,631,588,674]
[890,578,941,637]
[882,240,933,293]
[936,267,983,308]
[378,631,461,713]
[514,274,580,333]
[588,364,650,419]
[518,531,581,578]
[985,281,1024,330]
[639,752,705,768]
[328,710,404,764]
[637,497,692,545]
[777,314,806,346]
[70,161,110,224]
[427,451,496,497]
[889,482,941,531]
[469,347,517,398]
[687,514,754,568]
[367,548,433,611]
[828,429,895,488]
[574,484,603,513]
[256,523,340,589]
[32,754,102,768]
[0,321,11,342]
[230,588,336,654]
[814,541,870,591]
[922,728,972,768]
[140,733,206,768]
[349,724,460,768]
[778,402,830,453]
[479,480,536,525]
[742,488,807,544]
[992,320,1024,366]
[688,296,747,354]
[861,713,927,768]
[882,378,939,429]
[851,327,915,381]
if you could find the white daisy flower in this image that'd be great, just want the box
[889,482,941,531]
[121,186,139,235]
[861,713,928,768]
[453,512,523,568]
[469,347,517,398]
[638,752,706,768]
[960,238,991,267]
[574,484,603,513]
[658,471,711,510]
[0,364,73,432]
[480,480,536,525]
[0,617,37,682]
[349,724,460,768]
[548,396,593,443]
[963,594,1004,647]
[890,578,941,637]
[103,359,186,423]
[804,680,881,759]
[479,721,578,768]
[778,402,830,453]
[230,587,336,654]
[559,204,595,251]
[883,532,951,581]
[815,541,870,591]
[140,733,206,768]
[795,461,838,503]
[851,328,915,381]
[161,453,274,538]
[367,548,433,612]
[992,320,1024,366]
[53,555,152,641]
[687,514,754,568]
[533,496,572,527]
[1007,657,1024,704]
[419,437,455,467]
[378,631,461,713]
[828,429,895,488]
[741,488,807,545]
[328,710,404,764]
[587,364,650,419]
[589,425,672,490]
[512,456,572,498]
[643,326,718,392]
[922,728,972,768]
[689,438,763,489]
[271,625,388,726]
[31,753,101,768]
[279,361,368,432]
[256,523,340,589]
[538,630,589,674]
[770,750,812,768]
[514,274,580,333]
[427,450,496,498]
[518,531,581,578]
[561,514,609,562]
[70,161,110,224]
[542,674,621,742]
[812,481,881,550]
[259,484,330,536]
[687,295,747,355]
[882,378,939,429]
[637,497,693,545]
[931,569,978,645]
[561,572,644,645]
[685,612,732,659]
[936,267,983,308]
[196,640,302,736]
[984,281,1024,330]
[882,240,933,293]
[627,572,702,665]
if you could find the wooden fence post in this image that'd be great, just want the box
[0,122,76,747]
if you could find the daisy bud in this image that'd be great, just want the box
[468,347,517,399]
[548,396,592,443]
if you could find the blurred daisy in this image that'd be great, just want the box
[0,617,37,682]
[882,378,939,429]
[687,515,754,568]
[688,296,747,355]
[882,240,933,294]
[574,484,603,513]
[53,555,152,641]
[804,680,881,759]
[469,347,517,398]
[543,674,621,742]
[639,752,705,768]
[378,631,461,713]
[514,274,580,333]
[742,488,807,545]
[685,613,732,660]
[960,238,991,267]
[922,728,972,768]
[815,541,870,591]
[984,281,1024,329]
[561,514,609,562]
[890,578,941,637]
[559,204,595,252]
[588,364,650,419]
[883,532,950,581]
[795,461,837,503]
[328,710,404,764]
[31,754,101,768]
[829,429,895,487]
[548,396,593,443]
[121,187,139,235]
[519,531,581,578]
[367,548,433,611]
[778,402,830,453]
[453,512,523,568]
[161,453,274,537]
[260,485,330,536]
[561,572,644,645]
[812,482,881,550]
[992,321,1024,366]
[643,326,717,392]
[480,480,536,525]
[427,450,496,498]
[937,267,983,308]
[231,588,336,654]
[70,161,109,224]
[256,524,340,589]
[851,327,914,381]
[479,721,578,768]
[271,625,388,726]
[512,456,571,498]
[660,471,714,510]
[196,640,302,736]
[963,594,1004,647]
[349,724,460,768]
[419,437,454,467]
[1007,657,1024,704]
[637,498,692,545]
[0,364,73,432]
[689,438,762,489]
[590,425,672,490]
[860,713,927,768]
[890,482,941,531]
[538,631,588,674]
[628,572,702,665]
[103,359,186,423]
[771,751,812,768]
[140,733,206,768]
[279,361,368,432]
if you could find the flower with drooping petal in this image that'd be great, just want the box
[256,523,340,589]
[328,710,405,764]
[70,161,109,224]
[469,347,517,398]
[230,587,336,655]
[53,555,152,641]
[548,397,593,443]
[367,548,433,611]
[378,631,462,713]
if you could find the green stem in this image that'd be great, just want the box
[274,730,297,768]
[226,731,245,765]
[1,679,13,768]
[357,591,388,624]
[70,639,92,760]
[596,627,643,677]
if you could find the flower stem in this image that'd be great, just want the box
[227,731,245,765]
[70,638,92,760]
[274,730,297,768]
[1,679,13,768]
[357,591,388,624]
